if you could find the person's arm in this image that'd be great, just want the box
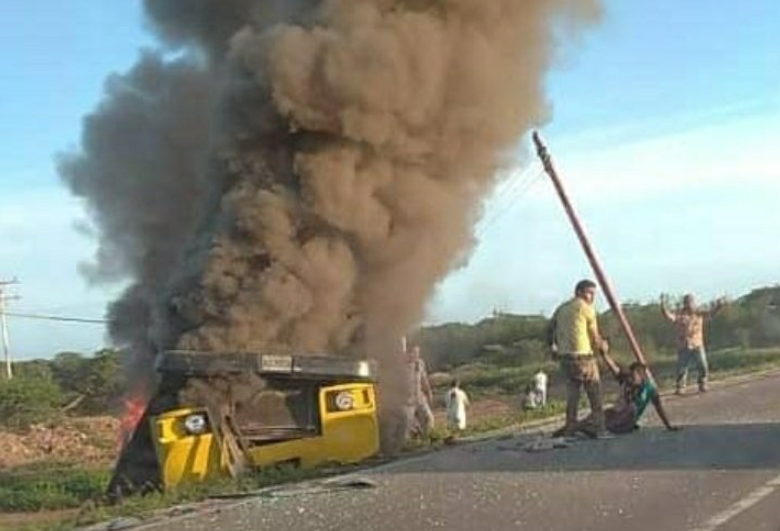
[651,393,680,431]
[660,295,676,322]
[421,365,434,404]
[547,312,558,358]
[599,350,621,379]
[586,306,608,355]
[701,297,727,319]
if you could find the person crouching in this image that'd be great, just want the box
[446,379,470,433]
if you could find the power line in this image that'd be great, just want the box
[477,166,536,234]
[0,278,107,378]
[477,165,545,238]
[488,164,539,213]
[4,312,108,325]
[486,168,544,225]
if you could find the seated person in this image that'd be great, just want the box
[554,351,680,437]
[522,383,540,410]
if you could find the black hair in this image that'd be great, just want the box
[575,279,597,295]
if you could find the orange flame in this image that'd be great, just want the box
[117,394,147,450]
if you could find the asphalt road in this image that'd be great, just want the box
[141,371,780,531]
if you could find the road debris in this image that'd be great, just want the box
[523,436,571,452]
[209,474,379,501]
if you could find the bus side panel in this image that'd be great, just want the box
[152,408,228,488]
[246,383,379,468]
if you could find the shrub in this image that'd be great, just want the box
[50,350,122,416]
[0,376,64,429]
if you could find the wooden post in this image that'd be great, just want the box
[532,131,647,365]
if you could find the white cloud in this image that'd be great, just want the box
[548,103,780,203]
[430,105,780,325]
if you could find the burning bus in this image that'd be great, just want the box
[108,350,379,496]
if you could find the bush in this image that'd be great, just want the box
[0,376,64,429]
[50,349,122,415]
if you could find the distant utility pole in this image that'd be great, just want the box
[0,278,20,380]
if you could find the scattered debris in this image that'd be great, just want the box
[210,474,380,501]
[523,436,571,453]
[323,476,378,490]
[79,516,143,531]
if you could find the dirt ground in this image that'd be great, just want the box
[0,508,80,531]
[431,396,518,427]
[0,416,120,471]
[0,391,523,472]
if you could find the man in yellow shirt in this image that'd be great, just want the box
[548,279,609,437]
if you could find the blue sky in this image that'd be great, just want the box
[1,1,779,358]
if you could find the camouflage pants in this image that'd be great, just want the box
[406,398,435,438]
[560,356,604,433]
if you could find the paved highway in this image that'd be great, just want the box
[141,371,780,531]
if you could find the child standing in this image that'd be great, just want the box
[446,380,470,432]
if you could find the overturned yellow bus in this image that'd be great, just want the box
[108,351,379,496]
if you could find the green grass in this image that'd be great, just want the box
[0,462,110,513]
[643,347,780,390]
[461,400,566,436]
[0,462,329,531]
[440,361,557,398]
[708,347,780,373]
[0,522,72,531]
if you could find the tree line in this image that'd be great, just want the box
[0,349,122,428]
[416,286,780,371]
[2,285,779,427]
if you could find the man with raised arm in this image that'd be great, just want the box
[661,293,725,394]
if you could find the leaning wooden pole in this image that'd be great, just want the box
[532,131,647,365]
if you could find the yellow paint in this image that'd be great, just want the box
[152,382,379,489]
[152,408,231,488]
[247,383,379,468]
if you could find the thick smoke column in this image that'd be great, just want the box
[59,53,213,375]
[61,0,600,400]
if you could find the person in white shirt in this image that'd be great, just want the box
[533,368,548,407]
[445,379,470,432]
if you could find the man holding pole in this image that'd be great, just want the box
[548,279,609,438]
[553,350,680,436]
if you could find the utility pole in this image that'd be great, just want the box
[0,279,20,380]
[532,132,648,366]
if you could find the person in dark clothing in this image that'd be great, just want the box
[600,351,679,434]
[554,351,680,437]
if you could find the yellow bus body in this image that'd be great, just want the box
[152,382,379,489]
